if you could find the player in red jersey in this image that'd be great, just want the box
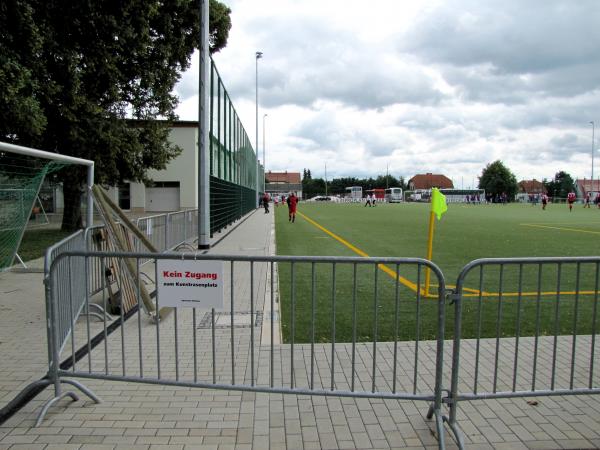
[287,192,299,222]
[567,191,576,211]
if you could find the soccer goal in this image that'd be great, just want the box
[0,141,94,271]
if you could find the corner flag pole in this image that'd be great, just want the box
[424,210,436,296]
[425,188,447,296]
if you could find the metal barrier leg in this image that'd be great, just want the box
[444,416,465,450]
[61,379,101,403]
[435,412,446,450]
[426,402,448,450]
[426,402,435,419]
[84,303,111,321]
[35,390,79,427]
[441,394,465,449]
[34,379,101,427]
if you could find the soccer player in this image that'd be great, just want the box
[584,192,591,208]
[541,193,548,210]
[287,192,298,222]
[567,191,576,211]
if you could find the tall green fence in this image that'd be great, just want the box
[209,59,264,234]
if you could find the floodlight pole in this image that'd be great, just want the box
[255,51,263,207]
[197,0,210,249]
[386,163,389,189]
[263,113,268,192]
[591,121,595,189]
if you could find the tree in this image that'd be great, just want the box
[0,0,232,231]
[209,0,232,54]
[0,1,46,143]
[302,168,312,182]
[478,160,518,201]
[544,171,576,198]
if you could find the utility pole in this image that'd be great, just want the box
[386,163,389,189]
[197,0,210,249]
[255,51,263,207]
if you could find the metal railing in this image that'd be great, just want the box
[39,251,450,446]
[43,209,200,321]
[35,250,600,449]
[43,230,86,357]
[445,257,600,448]
[135,209,199,253]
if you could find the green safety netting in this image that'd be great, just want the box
[0,152,67,270]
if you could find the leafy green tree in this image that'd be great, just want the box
[374,174,401,189]
[0,0,231,231]
[478,160,518,201]
[209,0,232,53]
[544,171,576,198]
[302,168,312,182]
[0,1,46,142]
[302,177,325,199]
[398,176,407,191]
[300,170,407,197]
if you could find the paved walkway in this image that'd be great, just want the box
[1,209,600,449]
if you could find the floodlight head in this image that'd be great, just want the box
[256,51,263,59]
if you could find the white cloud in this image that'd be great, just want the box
[174,0,600,184]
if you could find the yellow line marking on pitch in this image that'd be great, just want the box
[462,290,598,298]
[425,285,596,298]
[297,213,595,299]
[521,223,600,235]
[298,211,421,293]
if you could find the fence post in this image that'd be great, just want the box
[165,213,170,251]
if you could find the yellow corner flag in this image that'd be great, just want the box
[425,188,447,296]
[431,188,447,220]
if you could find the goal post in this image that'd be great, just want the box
[0,141,94,271]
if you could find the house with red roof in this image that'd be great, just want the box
[265,171,303,197]
[518,179,546,195]
[407,173,453,190]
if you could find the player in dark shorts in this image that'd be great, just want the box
[567,191,576,211]
[287,192,298,222]
[541,193,548,210]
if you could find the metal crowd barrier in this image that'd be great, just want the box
[45,209,199,305]
[135,209,199,253]
[135,213,168,252]
[445,257,600,448]
[41,209,200,335]
[39,251,450,446]
[35,249,600,449]
[43,230,86,356]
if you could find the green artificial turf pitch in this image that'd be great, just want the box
[274,201,600,343]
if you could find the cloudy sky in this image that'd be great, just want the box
[174,0,600,188]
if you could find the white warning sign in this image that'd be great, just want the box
[156,260,224,309]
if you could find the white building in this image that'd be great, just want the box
[52,122,200,213]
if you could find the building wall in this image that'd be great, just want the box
[52,125,200,213]
[143,126,198,210]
